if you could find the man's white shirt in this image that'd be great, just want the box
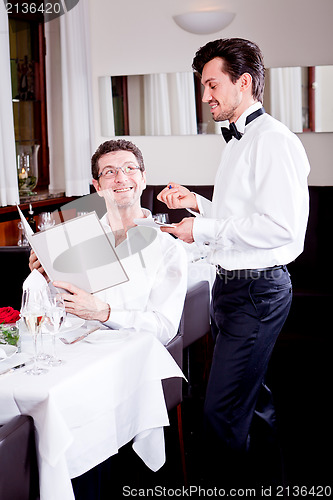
[94,210,187,345]
[193,103,310,270]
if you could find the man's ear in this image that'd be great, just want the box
[142,171,147,190]
[239,72,252,93]
[92,178,104,197]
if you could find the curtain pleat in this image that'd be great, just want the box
[270,67,303,133]
[0,5,20,207]
[59,0,94,196]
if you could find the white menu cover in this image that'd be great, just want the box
[17,205,128,293]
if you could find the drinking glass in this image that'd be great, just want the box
[45,293,66,367]
[38,212,55,231]
[17,221,29,246]
[20,289,48,375]
[153,213,170,224]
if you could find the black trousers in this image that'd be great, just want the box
[203,266,292,487]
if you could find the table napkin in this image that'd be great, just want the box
[23,268,49,291]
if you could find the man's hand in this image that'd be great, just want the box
[52,281,110,322]
[29,250,50,282]
[157,183,199,212]
[160,217,195,244]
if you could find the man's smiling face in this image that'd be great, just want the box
[93,150,146,209]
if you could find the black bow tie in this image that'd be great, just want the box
[221,107,265,143]
[221,122,242,143]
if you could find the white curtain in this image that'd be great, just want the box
[45,17,65,193]
[269,67,303,133]
[0,4,20,207]
[58,0,94,196]
[168,72,197,135]
[144,74,171,135]
[315,66,333,133]
[99,76,115,137]
[143,72,197,135]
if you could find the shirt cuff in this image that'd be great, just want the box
[193,217,216,246]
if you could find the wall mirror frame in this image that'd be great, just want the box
[99,65,333,137]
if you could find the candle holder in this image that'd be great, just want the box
[17,144,40,197]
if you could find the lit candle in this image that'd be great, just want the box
[19,168,28,179]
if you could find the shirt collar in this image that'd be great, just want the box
[100,208,152,232]
[234,102,263,134]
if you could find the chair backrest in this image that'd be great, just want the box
[180,281,211,349]
[162,332,183,411]
[0,246,31,310]
[162,281,211,410]
[0,415,39,500]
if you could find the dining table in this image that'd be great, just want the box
[0,320,185,500]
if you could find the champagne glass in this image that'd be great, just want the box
[20,289,48,375]
[45,293,66,367]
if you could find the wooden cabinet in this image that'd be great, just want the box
[0,194,77,246]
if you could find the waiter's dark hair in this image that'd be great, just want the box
[192,38,265,103]
[91,139,145,180]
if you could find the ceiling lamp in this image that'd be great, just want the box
[173,10,235,35]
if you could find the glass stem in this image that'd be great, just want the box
[33,333,38,372]
[52,333,56,359]
[40,331,44,354]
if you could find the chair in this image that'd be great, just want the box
[161,281,211,485]
[163,332,187,485]
[180,281,211,395]
[0,415,39,500]
[0,246,31,310]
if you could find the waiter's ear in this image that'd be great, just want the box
[239,73,252,93]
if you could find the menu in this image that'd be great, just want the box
[17,206,128,293]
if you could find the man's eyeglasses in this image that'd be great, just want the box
[98,164,143,179]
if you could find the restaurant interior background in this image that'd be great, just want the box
[94,0,333,183]
[1,0,333,207]
[46,0,333,190]
[0,0,332,493]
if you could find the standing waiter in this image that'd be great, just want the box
[158,38,310,486]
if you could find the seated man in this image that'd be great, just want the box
[30,139,187,345]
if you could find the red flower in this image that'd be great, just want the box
[0,307,20,324]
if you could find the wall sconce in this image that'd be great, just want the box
[173,10,235,35]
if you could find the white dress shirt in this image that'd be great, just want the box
[193,103,310,270]
[94,210,188,345]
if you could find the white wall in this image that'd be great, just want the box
[87,0,333,186]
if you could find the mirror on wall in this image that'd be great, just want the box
[99,66,333,137]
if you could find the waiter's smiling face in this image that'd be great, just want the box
[201,57,251,124]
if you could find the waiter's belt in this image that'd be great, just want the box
[216,265,287,279]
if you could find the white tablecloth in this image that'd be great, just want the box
[187,260,216,290]
[0,326,184,500]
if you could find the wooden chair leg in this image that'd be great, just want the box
[176,403,188,486]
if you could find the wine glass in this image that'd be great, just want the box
[45,293,66,367]
[38,212,55,231]
[20,289,48,375]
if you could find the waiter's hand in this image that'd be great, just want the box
[160,217,195,244]
[29,250,50,282]
[157,183,199,212]
[52,281,110,322]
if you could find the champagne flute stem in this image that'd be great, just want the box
[33,333,38,373]
[52,334,56,358]
[40,331,44,353]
